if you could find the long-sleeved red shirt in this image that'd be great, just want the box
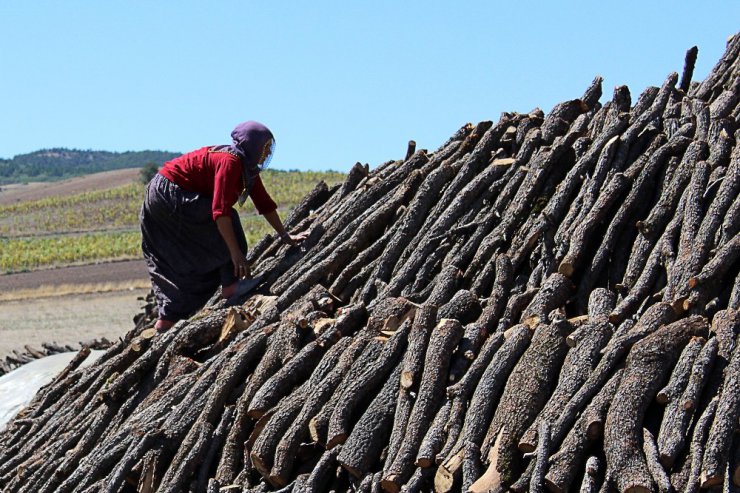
[159,146,277,220]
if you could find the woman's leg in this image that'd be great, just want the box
[220,208,250,299]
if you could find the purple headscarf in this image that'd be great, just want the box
[227,121,275,206]
[229,121,275,171]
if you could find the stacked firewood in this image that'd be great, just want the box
[0,339,114,377]
[1,34,739,493]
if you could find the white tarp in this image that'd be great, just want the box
[0,350,104,430]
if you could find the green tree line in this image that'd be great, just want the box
[0,148,181,184]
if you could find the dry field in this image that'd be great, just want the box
[0,168,140,205]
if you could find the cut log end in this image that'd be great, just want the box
[380,477,402,493]
[415,457,435,469]
[400,371,414,389]
[338,461,363,479]
[544,478,565,493]
[558,262,575,278]
[624,487,652,493]
[326,433,347,450]
[699,474,723,489]
[518,441,536,454]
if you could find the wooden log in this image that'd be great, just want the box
[308,340,384,445]
[196,406,234,493]
[642,428,671,493]
[520,273,574,327]
[330,222,402,299]
[382,319,463,490]
[579,456,601,493]
[664,159,711,301]
[680,46,699,92]
[400,304,437,390]
[471,127,585,280]
[552,303,677,448]
[655,336,704,405]
[269,337,361,485]
[558,171,631,278]
[687,234,740,293]
[276,169,424,310]
[414,399,453,471]
[682,145,740,286]
[701,338,740,488]
[436,396,466,465]
[657,336,717,467]
[495,288,539,333]
[518,305,611,453]
[480,320,572,486]
[545,369,623,493]
[437,289,482,325]
[327,321,410,448]
[216,322,300,483]
[604,315,708,493]
[609,191,687,324]
[684,396,720,493]
[304,446,341,492]
[389,121,505,289]
[361,164,456,302]
[383,387,414,475]
[250,380,311,481]
[529,421,551,493]
[247,339,327,419]
[337,364,402,478]
[565,288,616,347]
[581,135,692,301]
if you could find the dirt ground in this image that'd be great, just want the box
[0,168,140,204]
[0,260,151,359]
[0,289,149,358]
[0,259,149,292]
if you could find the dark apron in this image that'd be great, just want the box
[140,173,248,321]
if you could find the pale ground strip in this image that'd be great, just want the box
[0,288,149,357]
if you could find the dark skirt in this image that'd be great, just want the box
[140,173,248,321]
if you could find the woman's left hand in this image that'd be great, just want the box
[281,231,308,246]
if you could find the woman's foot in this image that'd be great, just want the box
[222,277,263,302]
[155,319,175,332]
[222,282,238,299]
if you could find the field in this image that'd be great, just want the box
[0,168,345,273]
[0,166,344,358]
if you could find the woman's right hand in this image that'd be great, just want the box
[232,252,251,279]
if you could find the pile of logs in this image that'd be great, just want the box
[1,34,739,493]
[0,339,114,377]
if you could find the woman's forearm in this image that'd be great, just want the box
[263,210,288,237]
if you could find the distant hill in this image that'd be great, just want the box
[0,148,181,184]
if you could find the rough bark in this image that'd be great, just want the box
[701,338,740,488]
[481,321,572,487]
[382,319,463,492]
[337,364,402,478]
[604,315,708,493]
[544,369,623,493]
[657,337,717,468]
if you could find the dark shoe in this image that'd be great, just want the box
[227,276,263,304]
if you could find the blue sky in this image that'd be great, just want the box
[1,2,738,171]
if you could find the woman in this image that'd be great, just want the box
[140,120,305,331]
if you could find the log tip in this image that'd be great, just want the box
[326,433,347,449]
[624,486,652,493]
[517,441,536,454]
[544,477,565,493]
[380,477,401,493]
[558,262,574,278]
[415,457,435,469]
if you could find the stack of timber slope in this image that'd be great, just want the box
[0,34,739,493]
